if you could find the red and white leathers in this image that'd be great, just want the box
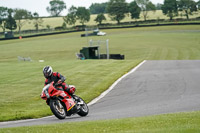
[44,72,75,95]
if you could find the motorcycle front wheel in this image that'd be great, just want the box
[50,99,66,119]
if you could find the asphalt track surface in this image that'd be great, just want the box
[1,60,200,128]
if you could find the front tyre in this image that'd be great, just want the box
[49,99,66,119]
[76,97,89,116]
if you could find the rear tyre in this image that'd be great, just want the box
[49,99,66,119]
[76,97,89,116]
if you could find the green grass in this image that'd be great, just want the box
[0,25,200,132]
[0,60,140,121]
[1,111,200,133]
[0,25,200,121]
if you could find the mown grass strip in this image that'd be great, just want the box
[1,111,200,133]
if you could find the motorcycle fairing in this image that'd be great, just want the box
[50,88,76,112]
[41,82,76,112]
[62,98,76,111]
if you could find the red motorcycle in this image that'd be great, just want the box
[40,82,89,119]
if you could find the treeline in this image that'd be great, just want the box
[0,8,43,33]
[0,0,200,34]
[89,0,200,22]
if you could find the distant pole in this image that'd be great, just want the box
[85,28,89,45]
[89,39,92,46]
[106,39,109,59]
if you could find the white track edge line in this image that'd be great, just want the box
[0,116,54,125]
[87,60,146,106]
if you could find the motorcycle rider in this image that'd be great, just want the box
[43,66,81,113]
[43,66,75,95]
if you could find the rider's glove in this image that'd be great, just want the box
[57,80,62,85]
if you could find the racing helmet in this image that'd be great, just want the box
[43,66,53,78]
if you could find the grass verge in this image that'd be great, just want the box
[1,111,200,132]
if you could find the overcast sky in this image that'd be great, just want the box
[0,0,198,17]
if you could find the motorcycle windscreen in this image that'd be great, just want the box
[41,84,51,99]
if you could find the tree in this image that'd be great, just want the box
[156,3,163,10]
[0,7,8,19]
[32,12,43,31]
[106,0,129,24]
[198,0,200,10]
[63,6,77,26]
[46,0,66,17]
[14,9,32,33]
[162,0,178,20]
[89,3,108,14]
[136,0,156,21]
[5,9,17,32]
[62,22,67,29]
[178,0,197,19]
[129,1,141,20]
[94,13,106,25]
[76,7,90,25]
[63,13,76,26]
[0,6,9,32]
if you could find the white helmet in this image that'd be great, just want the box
[43,66,53,78]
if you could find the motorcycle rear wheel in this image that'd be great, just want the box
[77,97,89,116]
[50,99,66,119]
